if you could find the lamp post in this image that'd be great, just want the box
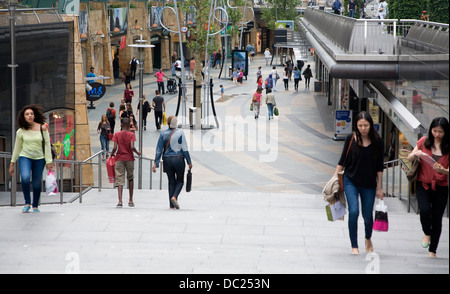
[128,36,154,189]
[159,0,188,128]
[8,1,17,206]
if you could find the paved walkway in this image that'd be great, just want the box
[0,54,448,274]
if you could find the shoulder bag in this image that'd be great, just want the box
[338,133,355,192]
[162,129,176,173]
[40,125,57,160]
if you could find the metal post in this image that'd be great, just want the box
[8,3,17,207]
[128,36,154,189]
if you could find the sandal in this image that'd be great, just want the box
[128,202,135,207]
[116,203,123,208]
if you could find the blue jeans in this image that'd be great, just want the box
[267,103,274,118]
[18,157,46,207]
[100,134,109,157]
[344,175,376,248]
[349,9,355,18]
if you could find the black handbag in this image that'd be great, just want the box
[186,169,192,192]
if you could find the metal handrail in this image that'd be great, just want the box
[0,151,165,207]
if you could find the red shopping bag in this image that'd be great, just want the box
[106,155,116,183]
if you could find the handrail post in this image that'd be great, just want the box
[150,159,153,190]
[363,20,367,54]
[79,163,83,203]
[98,153,102,192]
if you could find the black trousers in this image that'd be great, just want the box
[416,181,449,254]
[157,81,165,94]
[163,156,185,208]
[154,110,163,129]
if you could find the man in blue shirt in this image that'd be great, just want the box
[87,66,96,83]
[152,116,192,209]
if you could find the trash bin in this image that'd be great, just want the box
[189,107,197,128]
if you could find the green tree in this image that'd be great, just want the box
[427,0,449,23]
[261,0,303,30]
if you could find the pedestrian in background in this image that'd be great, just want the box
[153,116,193,209]
[97,114,111,161]
[154,68,168,95]
[333,0,342,15]
[303,65,313,89]
[122,68,131,88]
[293,67,301,91]
[106,102,116,134]
[264,74,273,94]
[152,90,166,130]
[407,117,449,258]
[265,88,276,120]
[252,87,263,119]
[271,66,279,91]
[283,66,289,90]
[136,95,151,131]
[129,55,139,80]
[86,66,96,83]
[334,111,384,255]
[264,48,271,66]
[123,83,134,104]
[9,105,53,213]
[113,54,119,79]
[347,0,357,18]
[110,117,141,208]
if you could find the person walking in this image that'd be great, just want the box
[271,66,279,91]
[334,111,384,255]
[264,74,273,94]
[333,0,342,15]
[152,90,166,130]
[264,48,271,66]
[293,67,301,91]
[123,83,134,104]
[152,116,193,209]
[106,102,116,134]
[129,56,139,80]
[154,68,168,94]
[407,117,449,258]
[97,114,111,161]
[378,0,388,20]
[252,88,263,119]
[347,0,357,18]
[265,88,276,120]
[136,95,151,131]
[122,68,131,87]
[113,54,120,79]
[189,57,196,80]
[9,105,53,213]
[303,64,313,89]
[110,117,141,208]
[283,66,289,90]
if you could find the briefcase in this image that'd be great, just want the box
[186,169,192,192]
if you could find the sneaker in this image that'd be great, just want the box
[22,206,31,213]
[33,208,40,212]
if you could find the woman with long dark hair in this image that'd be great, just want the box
[9,105,53,213]
[407,117,449,258]
[334,111,384,254]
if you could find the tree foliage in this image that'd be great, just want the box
[261,0,302,30]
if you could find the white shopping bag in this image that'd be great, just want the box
[45,170,58,196]
[326,200,346,221]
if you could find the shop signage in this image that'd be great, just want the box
[335,110,353,136]
[86,82,106,101]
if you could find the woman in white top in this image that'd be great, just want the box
[264,48,271,66]
[378,0,388,19]
[270,66,278,92]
